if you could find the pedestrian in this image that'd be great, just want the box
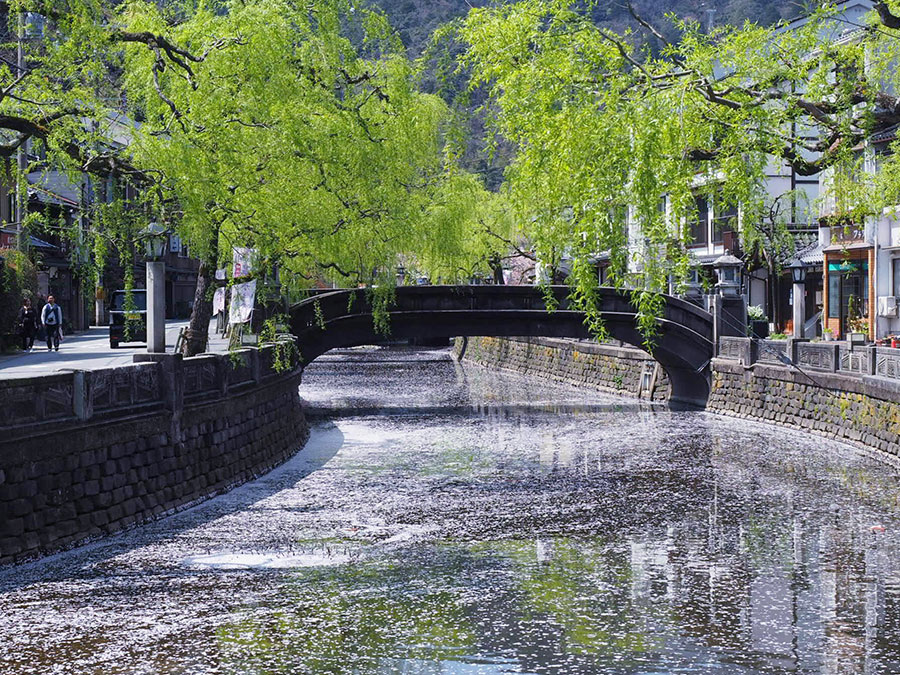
[15,298,39,351]
[41,295,63,352]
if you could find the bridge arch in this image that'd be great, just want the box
[290,285,714,407]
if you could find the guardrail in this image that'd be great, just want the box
[0,339,299,439]
[717,336,900,383]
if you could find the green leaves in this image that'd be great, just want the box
[119,0,501,291]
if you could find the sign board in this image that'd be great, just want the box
[233,248,255,278]
[229,280,256,324]
[213,287,227,316]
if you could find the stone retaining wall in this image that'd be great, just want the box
[455,336,670,402]
[457,334,900,463]
[709,357,900,461]
[0,345,309,566]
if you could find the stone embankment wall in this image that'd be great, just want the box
[0,344,308,566]
[458,334,900,462]
[455,336,670,402]
[710,337,900,460]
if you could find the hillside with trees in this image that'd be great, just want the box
[369,0,808,54]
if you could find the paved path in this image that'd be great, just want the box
[0,320,228,379]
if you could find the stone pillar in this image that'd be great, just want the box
[711,294,748,342]
[147,261,166,353]
[792,280,805,338]
[133,352,183,445]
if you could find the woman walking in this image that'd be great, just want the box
[16,298,39,351]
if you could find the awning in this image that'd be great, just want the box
[823,242,872,253]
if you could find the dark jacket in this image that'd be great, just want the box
[16,306,38,334]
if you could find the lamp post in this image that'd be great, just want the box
[139,222,168,353]
[789,260,807,338]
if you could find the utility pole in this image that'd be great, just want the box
[15,10,26,251]
[705,8,717,33]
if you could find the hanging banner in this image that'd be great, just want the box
[232,248,256,278]
[212,286,227,316]
[229,279,256,324]
[215,268,227,281]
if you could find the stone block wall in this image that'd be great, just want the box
[0,346,309,566]
[455,336,670,402]
[709,358,900,460]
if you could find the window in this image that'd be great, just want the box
[893,258,900,297]
[713,203,737,244]
[688,195,709,247]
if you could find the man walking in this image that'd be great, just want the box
[41,295,62,351]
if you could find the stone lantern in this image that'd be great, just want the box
[137,221,169,353]
[713,253,743,297]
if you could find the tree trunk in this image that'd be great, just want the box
[182,225,220,357]
[489,253,505,285]
[182,258,215,356]
[769,266,779,331]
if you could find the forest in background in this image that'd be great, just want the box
[369,0,811,54]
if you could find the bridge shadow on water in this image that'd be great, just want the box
[0,422,346,594]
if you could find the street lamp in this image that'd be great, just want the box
[789,260,807,284]
[138,222,168,353]
[789,259,807,338]
[139,221,168,260]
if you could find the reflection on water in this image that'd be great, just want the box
[2,347,900,674]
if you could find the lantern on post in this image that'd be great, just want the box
[713,253,743,297]
[139,221,168,261]
[789,260,806,284]
[789,259,807,338]
[137,222,169,353]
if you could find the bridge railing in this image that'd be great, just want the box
[717,336,900,383]
[292,286,714,341]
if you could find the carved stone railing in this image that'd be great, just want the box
[716,337,900,382]
[795,343,840,372]
[874,348,900,382]
[0,338,299,442]
[757,339,789,365]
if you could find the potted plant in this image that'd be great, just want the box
[846,295,868,344]
[823,327,834,341]
[747,305,769,339]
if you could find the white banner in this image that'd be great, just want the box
[232,247,255,278]
[213,286,227,316]
[229,280,256,324]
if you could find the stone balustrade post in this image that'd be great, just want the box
[250,347,262,383]
[134,352,184,445]
[73,371,91,421]
[214,353,229,397]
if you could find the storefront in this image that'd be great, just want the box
[823,243,875,339]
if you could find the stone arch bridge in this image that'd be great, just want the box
[290,285,715,407]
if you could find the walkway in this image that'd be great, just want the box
[0,319,227,379]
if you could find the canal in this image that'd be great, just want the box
[3,346,900,674]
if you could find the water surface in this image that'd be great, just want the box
[2,346,900,674]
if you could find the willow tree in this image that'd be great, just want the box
[451,0,900,341]
[0,1,204,299]
[119,0,507,354]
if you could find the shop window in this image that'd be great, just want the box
[827,260,869,331]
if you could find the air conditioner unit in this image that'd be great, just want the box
[878,296,899,318]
